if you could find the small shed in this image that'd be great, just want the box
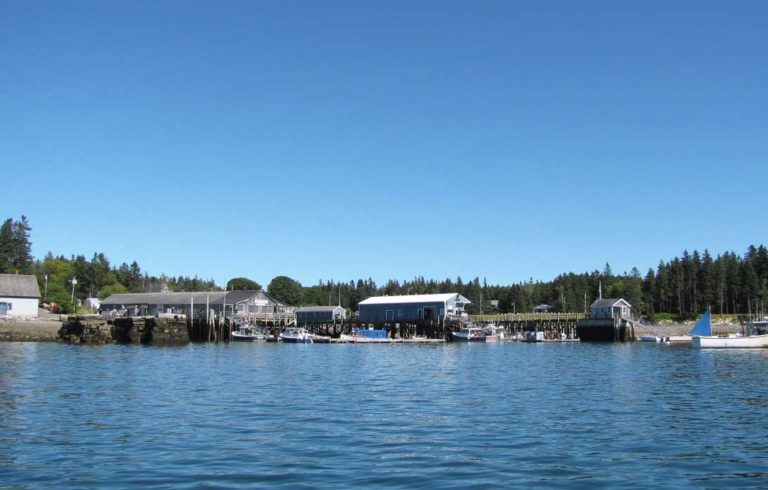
[358,293,470,323]
[590,298,632,320]
[533,304,554,313]
[295,306,346,325]
[0,274,41,317]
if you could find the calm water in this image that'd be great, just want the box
[1,341,767,489]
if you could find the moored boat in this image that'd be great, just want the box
[231,324,266,342]
[640,335,661,343]
[279,327,313,343]
[694,311,768,348]
[307,333,331,343]
[452,326,486,342]
[482,324,505,342]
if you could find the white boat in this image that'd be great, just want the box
[665,335,692,344]
[523,331,545,342]
[694,310,768,348]
[482,324,505,342]
[231,324,266,342]
[279,327,313,343]
[452,327,486,342]
[307,333,331,343]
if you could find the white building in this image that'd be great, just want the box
[0,274,41,317]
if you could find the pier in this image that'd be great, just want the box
[472,312,586,340]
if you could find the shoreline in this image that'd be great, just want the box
[0,318,745,343]
[0,318,62,342]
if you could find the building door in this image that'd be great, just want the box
[0,302,10,315]
[424,306,437,321]
[385,310,394,321]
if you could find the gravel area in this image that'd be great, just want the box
[0,317,63,342]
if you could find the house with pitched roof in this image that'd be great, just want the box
[0,274,41,317]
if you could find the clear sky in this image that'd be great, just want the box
[2,1,766,288]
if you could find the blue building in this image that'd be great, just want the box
[295,305,346,325]
[357,293,471,324]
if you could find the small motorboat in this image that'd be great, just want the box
[231,324,266,342]
[640,335,662,343]
[482,324,505,342]
[279,327,314,343]
[307,333,331,343]
[452,327,486,342]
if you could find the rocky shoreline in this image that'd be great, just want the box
[634,322,741,337]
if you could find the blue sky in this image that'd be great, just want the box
[2,1,766,287]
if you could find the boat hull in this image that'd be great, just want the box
[231,334,265,342]
[665,335,692,344]
[640,336,661,343]
[280,337,313,343]
[452,333,486,342]
[694,334,768,349]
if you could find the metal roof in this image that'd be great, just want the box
[358,293,470,306]
[591,298,631,308]
[0,274,40,298]
[296,306,344,313]
[101,291,228,306]
[100,289,291,307]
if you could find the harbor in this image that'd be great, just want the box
[3,336,768,488]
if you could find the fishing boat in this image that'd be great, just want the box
[482,324,505,342]
[231,324,266,342]
[523,331,545,342]
[693,309,768,348]
[452,326,486,342]
[279,327,313,343]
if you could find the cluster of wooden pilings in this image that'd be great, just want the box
[488,318,580,340]
[187,317,231,343]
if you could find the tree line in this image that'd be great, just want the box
[1,216,765,318]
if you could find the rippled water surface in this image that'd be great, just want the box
[2,341,768,488]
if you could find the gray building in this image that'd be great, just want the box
[590,298,632,320]
[358,293,470,324]
[295,306,346,325]
[232,290,296,323]
[100,289,296,324]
